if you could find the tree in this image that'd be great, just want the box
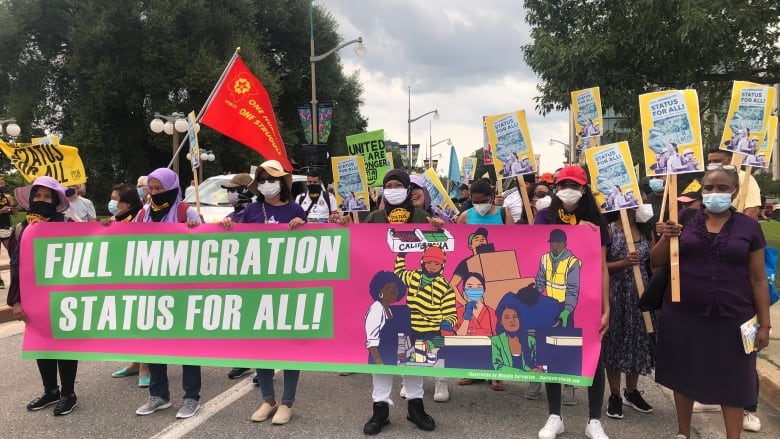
[0,0,366,206]
[522,0,780,163]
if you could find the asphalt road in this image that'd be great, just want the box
[1,321,779,439]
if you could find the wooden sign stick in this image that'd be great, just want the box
[658,174,670,223]
[668,174,681,302]
[352,211,360,224]
[517,176,533,224]
[620,210,654,333]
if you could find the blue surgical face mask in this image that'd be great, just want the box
[464,287,484,301]
[108,200,119,215]
[137,187,145,199]
[702,192,733,213]
[649,179,664,193]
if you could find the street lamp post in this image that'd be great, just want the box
[150,112,189,175]
[186,149,215,183]
[549,139,572,165]
[428,121,451,169]
[0,118,21,141]
[407,87,439,170]
[309,2,365,146]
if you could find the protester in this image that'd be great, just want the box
[295,170,338,223]
[136,175,150,203]
[651,164,770,439]
[518,181,552,224]
[9,176,77,416]
[133,168,202,419]
[706,148,764,429]
[360,169,438,435]
[104,184,149,386]
[602,204,656,420]
[410,175,454,224]
[64,183,96,222]
[456,178,512,225]
[533,165,611,439]
[220,173,258,381]
[222,160,306,425]
[184,180,196,199]
[0,176,17,288]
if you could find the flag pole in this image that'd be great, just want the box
[167,48,242,169]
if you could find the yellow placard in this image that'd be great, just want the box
[421,168,460,222]
[745,115,777,168]
[330,155,371,212]
[0,135,87,185]
[571,87,603,151]
[584,142,642,213]
[485,110,536,179]
[720,81,777,159]
[639,89,704,176]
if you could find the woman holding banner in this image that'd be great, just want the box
[9,176,77,416]
[651,165,770,439]
[361,169,439,435]
[533,165,611,439]
[133,168,202,420]
[221,160,307,426]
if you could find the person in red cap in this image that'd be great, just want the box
[533,165,612,439]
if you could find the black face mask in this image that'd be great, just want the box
[29,201,57,219]
[307,184,322,196]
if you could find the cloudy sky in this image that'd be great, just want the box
[321,0,569,175]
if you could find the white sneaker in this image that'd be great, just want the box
[585,419,609,439]
[400,385,406,399]
[743,411,761,432]
[433,380,449,402]
[692,401,720,412]
[538,414,564,439]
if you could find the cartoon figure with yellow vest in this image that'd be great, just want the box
[534,229,581,328]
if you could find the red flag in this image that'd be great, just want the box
[201,56,293,170]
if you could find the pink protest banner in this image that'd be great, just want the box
[19,222,602,385]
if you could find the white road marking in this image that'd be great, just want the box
[148,375,257,439]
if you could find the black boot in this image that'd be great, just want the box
[363,401,390,435]
[406,398,435,431]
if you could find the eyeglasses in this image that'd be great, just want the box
[256,177,279,184]
[706,164,737,172]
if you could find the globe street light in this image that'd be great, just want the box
[309,2,365,146]
[0,118,21,140]
[186,149,215,183]
[150,112,189,175]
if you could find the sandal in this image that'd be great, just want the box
[456,378,478,385]
[112,367,139,378]
[490,380,506,391]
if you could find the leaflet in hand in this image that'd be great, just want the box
[740,315,758,354]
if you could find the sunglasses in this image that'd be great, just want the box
[533,191,550,198]
[556,181,582,189]
[256,177,280,184]
[706,164,737,171]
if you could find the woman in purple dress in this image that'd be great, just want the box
[651,164,770,439]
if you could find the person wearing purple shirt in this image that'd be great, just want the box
[220,160,306,426]
[651,165,770,439]
[533,165,611,439]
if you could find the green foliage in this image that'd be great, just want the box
[522,0,780,159]
[755,170,780,197]
[0,0,366,205]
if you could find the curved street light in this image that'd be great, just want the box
[309,3,365,147]
[549,138,572,165]
[407,88,440,170]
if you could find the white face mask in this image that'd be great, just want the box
[258,182,281,198]
[383,188,408,206]
[556,188,583,205]
[635,204,654,223]
[535,196,552,211]
[474,203,492,216]
[227,192,240,206]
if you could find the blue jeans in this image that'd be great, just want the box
[257,369,300,404]
[149,364,201,401]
